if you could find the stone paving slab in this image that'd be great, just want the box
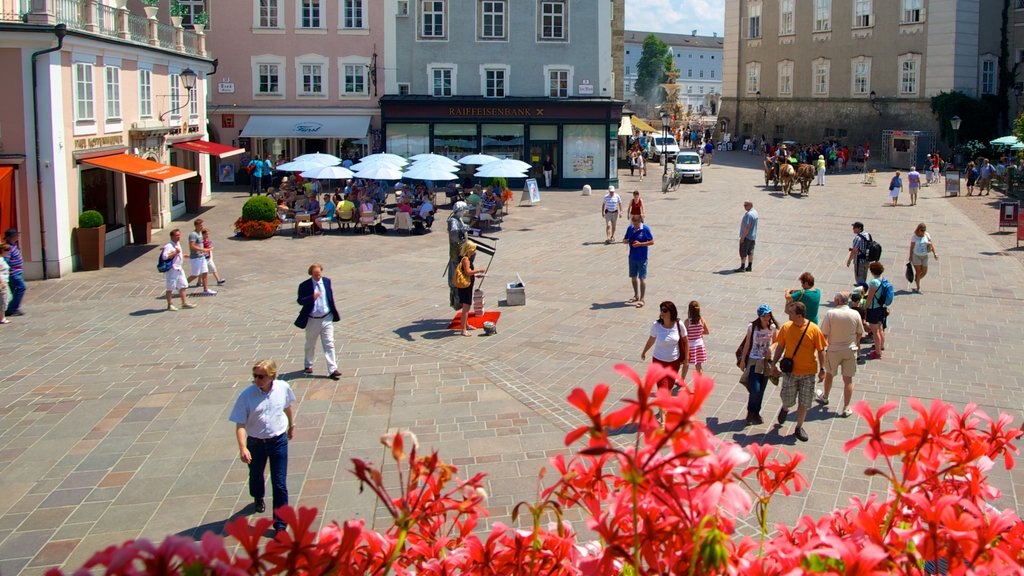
[1,153,1024,572]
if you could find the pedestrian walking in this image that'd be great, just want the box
[229,359,295,533]
[602,186,622,244]
[542,155,555,188]
[628,190,645,222]
[623,214,654,308]
[295,263,342,380]
[771,301,827,442]
[888,171,903,207]
[186,219,215,295]
[202,228,226,285]
[3,228,26,316]
[0,243,10,324]
[736,201,758,272]
[683,300,709,381]
[846,222,871,285]
[908,223,938,293]
[966,161,979,196]
[864,262,891,360]
[816,154,826,186]
[640,300,689,390]
[785,272,822,324]
[739,304,780,425]
[637,152,646,182]
[907,166,921,205]
[816,292,864,417]
[161,229,195,311]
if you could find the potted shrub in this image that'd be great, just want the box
[233,196,280,239]
[192,10,209,32]
[142,0,159,19]
[169,0,185,27]
[75,210,106,271]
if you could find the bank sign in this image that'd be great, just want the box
[292,122,324,135]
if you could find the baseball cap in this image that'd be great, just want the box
[608,185,615,192]
[757,304,772,317]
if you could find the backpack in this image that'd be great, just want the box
[876,278,894,307]
[246,161,256,175]
[860,232,882,262]
[157,251,173,273]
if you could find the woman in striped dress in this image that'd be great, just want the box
[682,300,710,381]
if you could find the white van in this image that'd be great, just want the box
[675,151,703,183]
[648,136,680,164]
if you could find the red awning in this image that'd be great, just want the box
[172,139,245,158]
[81,154,196,184]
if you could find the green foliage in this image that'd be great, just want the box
[634,34,672,105]
[487,177,507,191]
[241,196,278,223]
[78,210,104,228]
[193,10,209,25]
[142,0,159,6]
[169,0,186,17]
[930,91,1000,147]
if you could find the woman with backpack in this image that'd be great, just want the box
[738,304,779,426]
[864,261,891,360]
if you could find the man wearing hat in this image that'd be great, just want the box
[602,186,622,244]
[3,229,25,316]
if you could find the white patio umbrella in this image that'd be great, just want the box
[474,159,531,178]
[409,153,459,165]
[277,160,333,172]
[361,152,408,165]
[293,152,341,166]
[458,153,500,165]
[409,156,461,171]
[299,165,354,180]
[402,163,460,181]
[353,163,405,180]
[350,156,408,172]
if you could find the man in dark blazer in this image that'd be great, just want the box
[295,263,341,380]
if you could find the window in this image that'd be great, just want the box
[746,62,760,94]
[168,73,181,119]
[747,2,761,38]
[814,0,830,31]
[189,86,198,116]
[397,82,410,94]
[813,60,830,96]
[480,1,506,39]
[301,63,323,94]
[342,0,364,28]
[853,0,871,27]
[687,69,692,77]
[139,68,152,118]
[779,0,794,35]
[431,66,454,96]
[710,70,715,78]
[852,58,871,95]
[778,60,793,96]
[397,0,408,16]
[300,0,321,28]
[482,66,506,98]
[981,58,996,95]
[547,67,569,97]
[699,86,704,94]
[899,54,920,95]
[258,0,280,27]
[421,0,445,38]
[902,0,922,23]
[699,70,704,78]
[343,63,367,95]
[180,0,206,27]
[539,0,566,40]
[74,63,94,121]
[104,66,120,120]
[258,63,280,94]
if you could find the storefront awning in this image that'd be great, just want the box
[81,154,196,184]
[239,115,371,139]
[631,117,657,133]
[172,139,244,158]
[618,115,633,137]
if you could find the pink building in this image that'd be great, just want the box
[0,0,232,279]
[204,0,385,168]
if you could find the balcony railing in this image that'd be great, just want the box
[1,0,205,57]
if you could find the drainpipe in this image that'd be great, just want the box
[31,23,67,280]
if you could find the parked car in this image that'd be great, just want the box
[675,151,702,183]
[649,136,680,164]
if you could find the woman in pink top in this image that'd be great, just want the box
[682,300,710,381]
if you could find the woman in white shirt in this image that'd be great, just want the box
[908,222,938,292]
[640,300,689,391]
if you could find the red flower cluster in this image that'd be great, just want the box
[48,364,1024,575]
[233,218,280,239]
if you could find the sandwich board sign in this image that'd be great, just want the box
[520,178,540,206]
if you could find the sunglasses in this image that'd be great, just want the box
[660,308,670,313]
[252,373,270,380]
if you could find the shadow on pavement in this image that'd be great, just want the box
[590,301,635,310]
[128,308,167,317]
[713,268,746,275]
[394,318,458,341]
[176,507,251,540]
[104,244,159,268]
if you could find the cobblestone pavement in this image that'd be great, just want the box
[2,152,1024,574]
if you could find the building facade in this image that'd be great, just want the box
[0,0,218,279]
[719,0,1016,151]
[204,0,384,167]
[380,0,622,188]
[623,30,724,120]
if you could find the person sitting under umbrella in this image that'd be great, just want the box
[315,194,336,235]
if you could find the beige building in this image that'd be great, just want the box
[720,0,1015,154]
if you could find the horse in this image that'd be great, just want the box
[779,163,797,195]
[796,163,816,196]
[763,157,779,189]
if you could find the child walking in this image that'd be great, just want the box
[0,243,10,324]
[682,300,710,381]
[202,229,226,286]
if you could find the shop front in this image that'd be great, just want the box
[236,114,373,165]
[380,96,624,189]
[169,137,244,213]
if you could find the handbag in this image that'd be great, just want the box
[779,323,809,374]
[676,321,687,362]
[453,259,471,288]
[735,323,753,368]
[905,261,915,283]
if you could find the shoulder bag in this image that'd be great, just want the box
[779,323,809,374]
[453,258,472,288]
[676,321,687,362]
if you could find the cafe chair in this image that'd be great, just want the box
[295,213,314,237]
[394,211,413,235]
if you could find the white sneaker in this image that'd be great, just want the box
[167,305,179,311]
[182,302,197,309]
[814,390,829,405]
[203,289,217,296]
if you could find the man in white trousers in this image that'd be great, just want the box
[294,263,341,380]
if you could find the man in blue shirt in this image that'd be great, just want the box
[737,201,758,272]
[623,214,654,308]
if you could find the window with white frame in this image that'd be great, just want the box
[699,86,704,94]
[747,2,761,38]
[180,0,206,27]
[169,73,181,119]
[74,63,94,121]
[852,57,871,95]
[853,0,871,27]
[778,60,793,96]
[779,0,794,35]
[812,59,830,96]
[902,0,922,23]
[257,63,281,94]
[343,63,368,95]
[139,68,153,118]
[814,0,831,31]
[482,66,507,98]
[699,70,704,78]
[258,0,281,27]
[539,1,566,40]
[899,54,920,95]
[429,65,455,96]
[546,67,570,97]
[104,66,120,120]
[398,82,410,94]
[480,0,506,40]
[397,0,408,16]
[301,63,324,95]
[687,85,693,94]
[746,62,760,94]
[421,0,445,38]
[981,57,997,94]
[300,0,321,28]
[189,86,198,116]
[342,0,364,29]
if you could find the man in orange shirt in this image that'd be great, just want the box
[771,301,827,442]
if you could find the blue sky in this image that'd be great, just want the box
[625,0,725,37]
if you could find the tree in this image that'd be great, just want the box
[634,34,672,107]
[997,0,1018,132]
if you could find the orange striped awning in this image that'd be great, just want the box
[81,154,196,184]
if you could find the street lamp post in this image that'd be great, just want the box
[950,115,961,168]
[159,68,198,121]
[660,110,670,192]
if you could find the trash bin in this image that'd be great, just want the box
[506,273,526,306]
